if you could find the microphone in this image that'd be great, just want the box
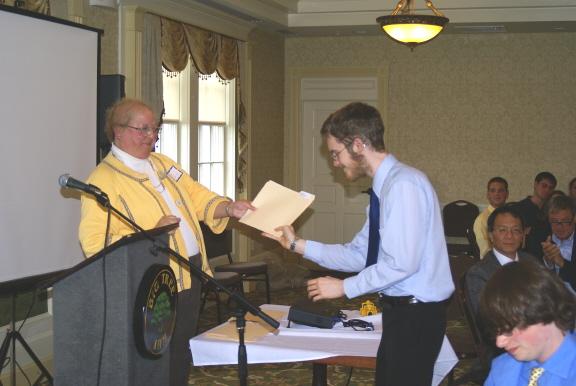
[59,174,107,199]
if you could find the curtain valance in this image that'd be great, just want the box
[161,17,239,80]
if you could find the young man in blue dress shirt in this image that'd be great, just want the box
[265,102,454,386]
[479,260,576,386]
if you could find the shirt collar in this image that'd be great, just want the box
[111,143,149,174]
[523,332,576,379]
[552,231,574,247]
[371,154,396,198]
[493,248,518,265]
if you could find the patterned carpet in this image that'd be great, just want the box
[190,283,481,386]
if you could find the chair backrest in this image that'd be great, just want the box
[458,273,483,352]
[199,222,232,261]
[446,254,480,360]
[465,227,481,260]
[443,200,480,238]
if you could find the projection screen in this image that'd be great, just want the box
[0,6,100,283]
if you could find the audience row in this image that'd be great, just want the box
[459,172,576,384]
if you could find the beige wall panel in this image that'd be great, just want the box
[247,28,286,256]
[286,33,576,206]
[85,4,118,74]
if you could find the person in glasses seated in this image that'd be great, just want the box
[78,98,253,386]
[541,195,576,292]
[479,260,576,386]
[465,205,537,382]
[466,205,538,316]
[265,102,454,386]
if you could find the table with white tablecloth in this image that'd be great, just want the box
[190,304,458,386]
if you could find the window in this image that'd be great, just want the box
[157,64,190,173]
[198,75,235,198]
[160,63,235,199]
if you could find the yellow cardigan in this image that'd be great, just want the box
[79,152,229,290]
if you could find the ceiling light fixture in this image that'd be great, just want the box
[377,0,449,49]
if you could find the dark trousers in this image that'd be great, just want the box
[375,301,447,386]
[170,255,202,386]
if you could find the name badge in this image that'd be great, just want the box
[167,166,182,182]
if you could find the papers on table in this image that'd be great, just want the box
[205,309,285,343]
[239,180,315,237]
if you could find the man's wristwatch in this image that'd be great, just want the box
[289,238,299,252]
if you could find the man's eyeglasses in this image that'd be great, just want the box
[329,147,346,160]
[342,319,375,331]
[124,124,162,136]
[550,220,573,226]
[333,311,374,331]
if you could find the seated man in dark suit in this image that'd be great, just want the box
[464,205,537,380]
[541,195,576,292]
[466,205,537,315]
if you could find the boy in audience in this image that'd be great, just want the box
[516,171,557,260]
[541,195,576,292]
[479,260,576,386]
[473,177,509,258]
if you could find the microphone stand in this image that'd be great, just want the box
[91,192,277,386]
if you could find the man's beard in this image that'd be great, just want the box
[343,151,368,181]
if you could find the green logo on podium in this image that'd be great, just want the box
[134,264,178,357]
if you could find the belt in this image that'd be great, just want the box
[377,293,420,307]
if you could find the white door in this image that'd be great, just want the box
[298,77,379,248]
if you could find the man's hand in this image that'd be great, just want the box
[541,236,564,267]
[307,276,344,301]
[262,225,303,253]
[262,225,297,250]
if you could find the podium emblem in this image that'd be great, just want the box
[134,264,178,357]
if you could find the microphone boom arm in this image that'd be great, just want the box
[93,190,280,331]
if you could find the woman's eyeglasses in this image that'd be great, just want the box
[124,124,162,136]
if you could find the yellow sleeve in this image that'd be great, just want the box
[180,173,230,234]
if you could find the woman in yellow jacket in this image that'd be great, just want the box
[79,98,254,386]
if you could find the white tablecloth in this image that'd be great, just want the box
[190,304,458,386]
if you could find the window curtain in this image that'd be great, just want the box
[141,13,163,121]
[5,0,50,14]
[160,17,247,193]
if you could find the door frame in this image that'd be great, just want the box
[285,66,390,191]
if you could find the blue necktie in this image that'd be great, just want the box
[366,188,380,267]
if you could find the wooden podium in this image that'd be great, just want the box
[52,227,177,386]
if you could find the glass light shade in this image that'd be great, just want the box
[383,23,442,43]
[377,14,448,48]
